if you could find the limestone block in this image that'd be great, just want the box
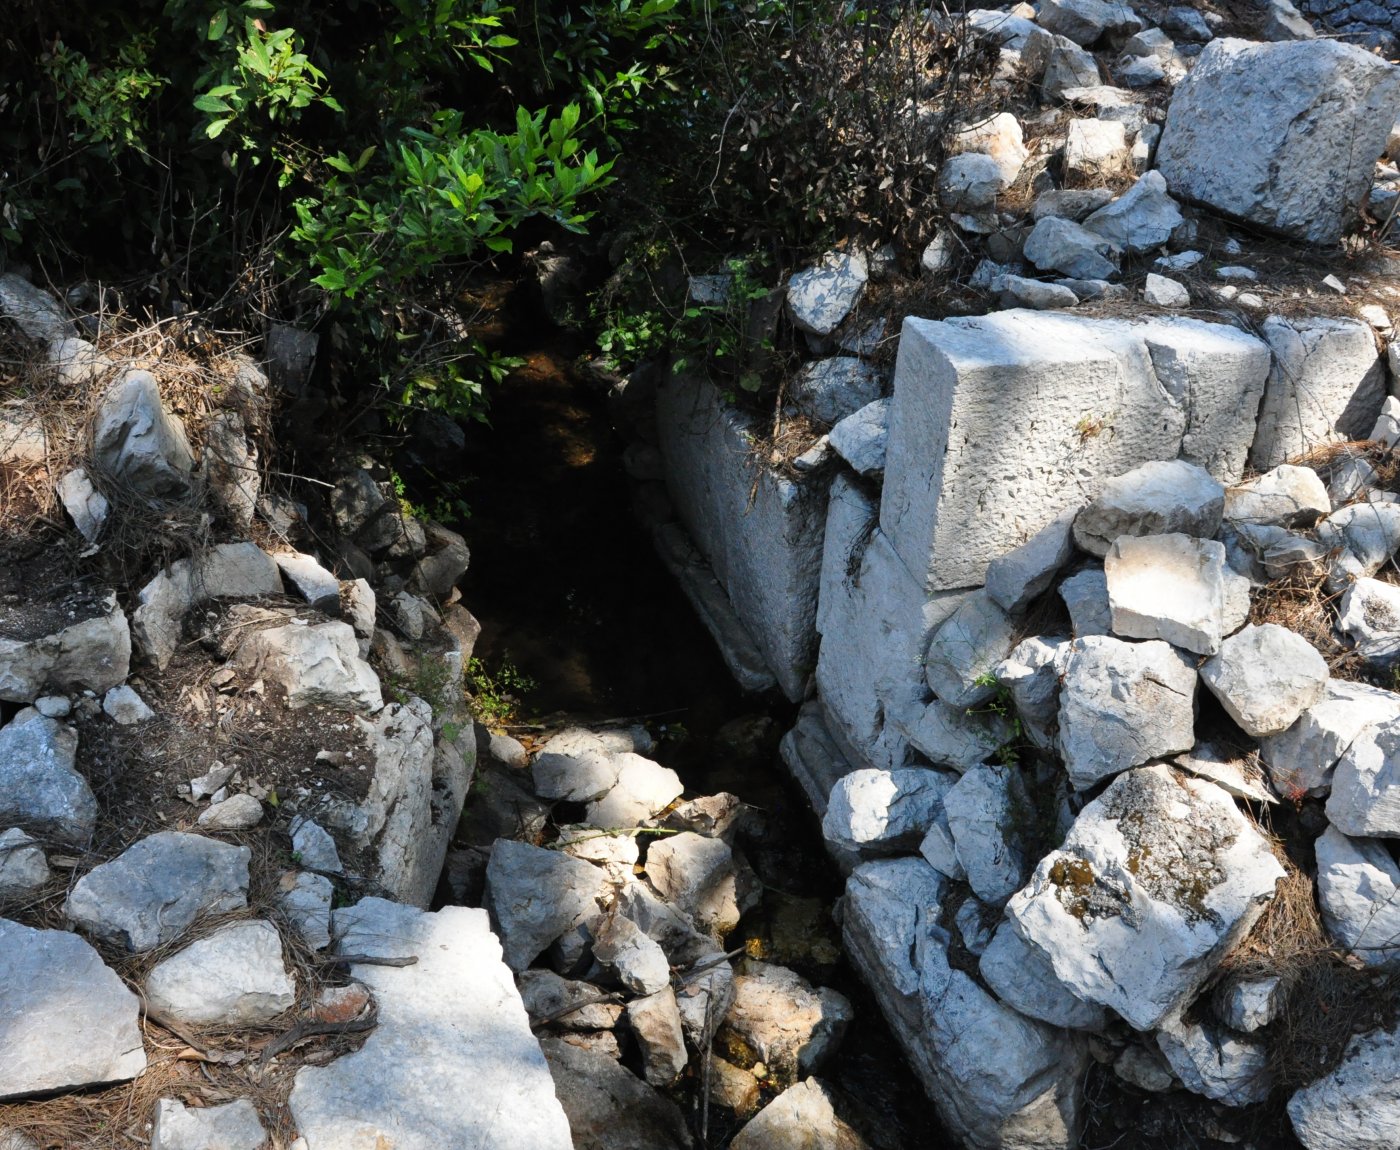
[1201,623,1329,737]
[92,369,194,497]
[1327,715,1400,837]
[144,920,296,1025]
[1288,1020,1400,1149]
[0,595,131,702]
[786,250,868,337]
[1074,459,1225,556]
[1104,533,1246,655]
[923,591,1017,708]
[0,713,95,846]
[1314,826,1400,965]
[821,768,954,856]
[150,1099,265,1150]
[484,839,609,970]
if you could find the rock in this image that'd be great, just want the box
[56,467,108,544]
[0,594,131,702]
[920,229,958,275]
[996,274,1079,310]
[646,832,757,937]
[0,713,95,846]
[556,826,641,881]
[1261,0,1315,40]
[1115,1044,1177,1092]
[101,684,153,724]
[1327,716,1400,837]
[1122,27,1175,60]
[1060,568,1111,636]
[1201,624,1329,738]
[484,838,608,971]
[1006,765,1285,1031]
[330,468,402,553]
[150,1099,265,1150]
[1057,636,1197,789]
[0,829,50,897]
[540,1036,693,1150]
[1251,315,1385,470]
[592,912,671,995]
[0,274,77,345]
[197,793,264,831]
[342,578,376,655]
[827,398,889,475]
[1162,5,1212,41]
[1116,53,1167,87]
[0,918,146,1100]
[1064,118,1129,184]
[1316,826,1400,967]
[1262,681,1400,799]
[1073,459,1225,556]
[1037,0,1141,45]
[488,730,530,769]
[1155,1011,1271,1106]
[1023,216,1119,280]
[291,898,573,1150]
[583,753,683,828]
[939,153,1007,211]
[234,620,382,712]
[719,961,854,1081]
[1338,578,1400,666]
[923,591,1018,707]
[133,542,283,669]
[979,921,1108,1029]
[945,764,1034,905]
[709,1055,762,1118]
[1143,273,1190,307]
[822,768,953,855]
[900,697,1015,771]
[533,730,620,803]
[385,590,440,641]
[1315,502,1400,587]
[203,410,259,529]
[66,832,250,953]
[1104,533,1246,655]
[144,919,295,1025]
[280,871,333,949]
[994,635,1071,750]
[1225,464,1331,529]
[1217,975,1282,1033]
[1043,37,1102,95]
[274,550,341,610]
[1287,1020,1400,1149]
[787,250,868,338]
[729,1079,870,1150]
[291,816,343,874]
[627,988,688,1085]
[519,969,623,1030]
[1173,742,1276,805]
[91,369,194,497]
[33,695,69,718]
[947,111,1028,185]
[1157,38,1400,245]
[407,521,472,598]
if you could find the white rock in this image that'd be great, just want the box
[592,913,671,995]
[920,229,958,275]
[1287,1020,1400,1149]
[939,153,1007,211]
[947,111,1028,185]
[197,793,264,831]
[1338,578,1400,666]
[719,961,854,1079]
[1225,464,1331,529]
[822,768,953,855]
[1173,742,1276,805]
[979,922,1107,1030]
[1201,623,1329,737]
[1316,825,1400,966]
[556,825,640,881]
[33,695,70,718]
[1057,636,1197,789]
[0,713,95,846]
[541,1035,693,1148]
[1158,38,1400,245]
[1060,568,1111,635]
[1372,395,1400,448]
[1064,118,1129,184]
[1074,459,1224,556]
[1024,216,1119,280]
[0,829,49,897]
[627,988,688,1086]
[1218,976,1282,1033]
[150,1099,265,1150]
[645,831,755,937]
[91,369,194,497]
[792,357,884,426]
[484,839,608,970]
[945,765,1032,905]
[291,817,342,873]
[1006,765,1285,1031]
[280,871,333,949]
[56,467,109,544]
[1261,680,1400,799]
[1155,1011,1271,1106]
[1043,37,1103,95]
[900,697,1014,771]
[533,730,620,803]
[1104,533,1244,655]
[786,250,868,337]
[290,898,573,1150]
[1328,715,1400,838]
[65,831,249,953]
[996,274,1080,310]
[994,635,1071,750]
[234,620,382,711]
[584,753,683,828]
[0,918,146,1100]
[274,550,341,608]
[1037,0,1141,45]
[1316,502,1400,587]
[923,591,1018,708]
[827,398,889,475]
[985,508,1077,615]
[101,684,153,724]
[145,920,295,1025]
[0,595,131,703]
[1143,273,1190,307]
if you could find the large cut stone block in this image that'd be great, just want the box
[657,374,830,700]
[881,310,1268,591]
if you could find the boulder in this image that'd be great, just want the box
[0,712,96,846]
[995,274,1079,311]
[144,920,296,1025]
[979,921,1108,1030]
[1261,681,1400,799]
[923,591,1017,708]
[1064,118,1129,184]
[91,369,194,497]
[150,1099,265,1150]
[787,250,868,338]
[532,730,620,803]
[1057,636,1197,789]
[1315,502,1400,588]
[718,961,854,1080]
[628,988,688,1086]
[0,918,146,1100]
[1155,1011,1271,1106]
[557,826,641,882]
[645,832,756,938]
[65,831,249,952]
[1104,533,1247,655]
[408,521,471,598]
[0,595,130,702]
[1037,0,1141,45]
[234,620,382,711]
[273,550,340,609]
[898,697,1014,772]
[822,768,954,855]
[1157,38,1400,245]
[290,898,573,1150]
[1287,1020,1400,1149]
[1200,623,1329,738]
[1338,578,1400,666]
[291,816,343,874]
[1073,459,1224,556]
[102,684,154,724]
[1143,274,1190,307]
[945,764,1033,905]
[1023,216,1118,280]
[584,753,684,829]
[1224,464,1331,529]
[1042,37,1102,95]
[484,839,608,970]
[728,1079,870,1150]
[827,398,889,476]
[0,274,76,345]
[591,912,671,995]
[1314,826,1400,966]
[947,111,1029,185]
[1327,715,1400,837]
[540,1036,693,1150]
[1250,315,1385,470]
[1005,765,1285,1031]
[940,153,1006,211]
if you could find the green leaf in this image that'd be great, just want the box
[483,236,512,252]
[324,154,355,173]
[193,92,232,114]
[208,9,229,40]
[205,117,233,139]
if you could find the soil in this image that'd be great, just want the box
[0,535,110,641]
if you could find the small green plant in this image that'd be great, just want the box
[670,254,777,393]
[968,672,1023,767]
[386,650,461,717]
[466,654,537,728]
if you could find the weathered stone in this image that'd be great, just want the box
[719,961,854,1081]
[1104,533,1245,655]
[0,713,95,846]
[592,912,671,995]
[1037,0,1141,45]
[1316,502,1400,588]
[729,1079,871,1150]
[1115,1044,1177,1092]
[979,922,1107,1030]
[1060,568,1111,636]
[1024,216,1119,280]
[1173,742,1276,806]
[1064,118,1129,185]
[645,832,756,937]
[899,697,1014,772]
[0,918,146,1101]
[708,1056,762,1118]
[66,832,250,953]
[1338,578,1400,666]
[0,274,77,346]
[273,550,340,610]
[56,467,109,544]
[787,250,868,338]
[1217,975,1282,1033]
[779,700,859,818]
[1143,273,1190,307]
[1261,680,1400,799]
[1201,623,1329,738]
[996,274,1080,311]
[1315,826,1400,966]
[1225,464,1331,528]
[92,369,194,497]
[533,730,620,802]
[556,825,641,881]
[0,829,49,897]
[1057,636,1197,789]
[290,898,573,1150]
[947,111,1029,185]
[1155,1011,1271,1106]
[484,838,608,970]
[518,969,623,1031]
[827,398,889,476]
[408,521,472,598]
[994,635,1071,751]
[1251,315,1385,470]
[628,988,688,1086]
[291,816,342,874]
[1287,1020,1400,1149]
[145,919,295,1025]
[234,620,382,711]
[540,1036,693,1150]
[940,153,1007,211]
[822,768,953,855]
[923,591,1017,708]
[150,1099,265,1150]
[1043,37,1102,95]
[197,793,264,831]
[945,764,1033,905]
[204,410,258,530]
[1074,459,1224,556]
[0,596,131,702]
[1157,38,1400,245]
[584,753,684,829]
[280,871,333,950]
[1328,716,1400,837]
[102,684,153,724]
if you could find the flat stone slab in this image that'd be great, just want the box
[0,917,146,1100]
[1104,533,1246,655]
[151,1099,265,1150]
[290,898,573,1150]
